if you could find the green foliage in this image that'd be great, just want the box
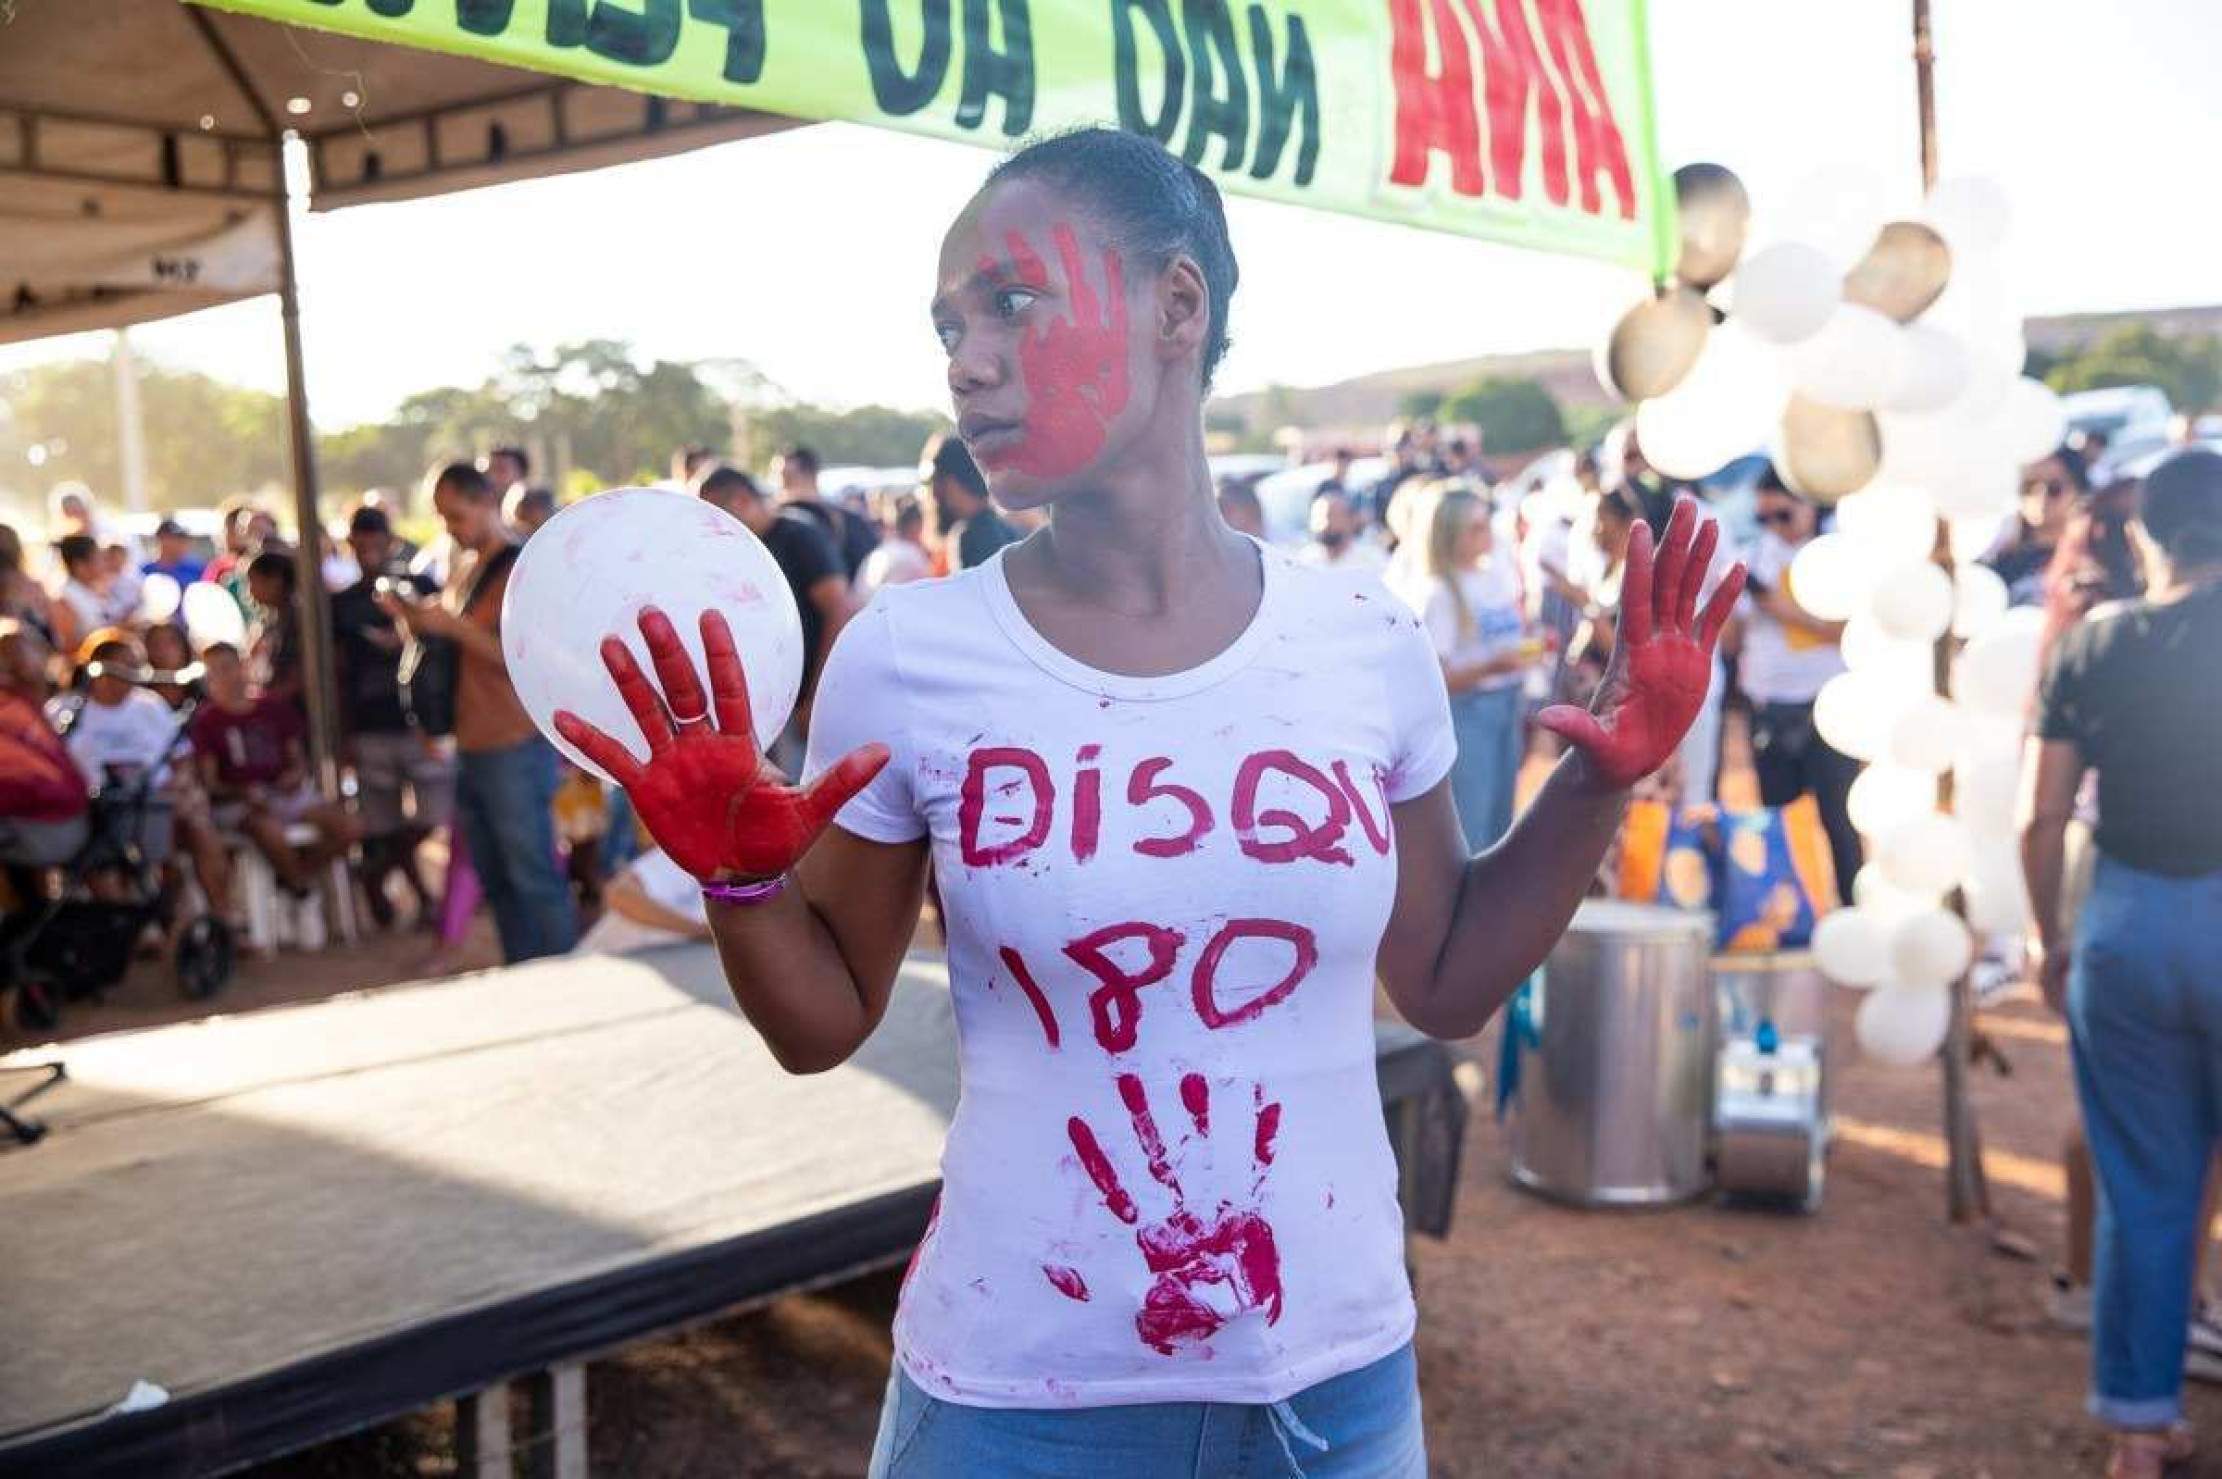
[0,357,287,511]
[1398,388,1447,419]
[2044,326,2222,415]
[1562,401,1622,451]
[1440,376,1567,457]
[748,403,951,471]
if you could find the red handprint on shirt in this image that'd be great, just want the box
[1537,496,1748,789]
[1053,1072,1285,1355]
[552,606,886,882]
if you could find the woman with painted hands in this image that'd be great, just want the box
[556,130,1743,1478]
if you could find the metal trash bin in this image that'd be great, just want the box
[1507,901,1716,1206]
[1712,951,1830,1210]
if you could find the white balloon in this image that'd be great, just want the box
[1788,304,1910,410]
[1879,811,1975,897]
[1953,752,2020,839]
[182,582,247,650]
[1849,765,1938,838]
[1949,514,2008,565]
[1870,561,1955,642]
[2001,377,2069,464]
[1891,907,1975,986]
[1886,691,1965,775]
[1842,614,1934,683]
[1778,164,1896,271]
[1814,907,1892,988]
[1727,241,1840,344]
[139,571,182,624]
[1884,325,1973,413]
[1815,670,1907,763]
[1952,562,2010,639]
[502,488,805,783]
[1787,533,1868,621]
[1633,324,1786,480]
[1954,620,2045,715]
[1857,982,1953,1066]
[1964,841,2033,935]
[1923,176,2012,257]
[1833,485,1939,564]
[1855,863,1944,918]
[1878,408,1966,489]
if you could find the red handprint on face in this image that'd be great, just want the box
[1537,496,1748,790]
[552,607,886,882]
[1054,1072,1284,1355]
[997,224,1130,481]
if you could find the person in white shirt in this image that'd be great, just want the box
[1295,485,1387,574]
[1398,486,1542,851]
[1735,466,1862,891]
[574,847,710,954]
[550,127,1743,1476]
[857,496,935,599]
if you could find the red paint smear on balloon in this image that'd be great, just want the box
[995,224,1129,480]
[1043,1264,1091,1302]
[1179,1072,1210,1136]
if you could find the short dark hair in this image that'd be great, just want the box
[486,444,530,477]
[778,445,821,477]
[987,126,1238,390]
[673,444,715,480]
[2041,442,2091,497]
[923,431,988,501]
[1753,461,1804,499]
[2143,447,2222,565]
[1217,480,1263,522]
[248,549,296,594]
[507,485,557,518]
[348,505,392,537]
[694,463,765,507]
[892,495,925,536]
[56,533,99,570]
[434,461,496,502]
[1598,488,1643,525]
[201,641,242,663]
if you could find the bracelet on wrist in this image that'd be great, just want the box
[701,873,790,907]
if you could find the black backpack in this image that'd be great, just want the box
[398,543,519,737]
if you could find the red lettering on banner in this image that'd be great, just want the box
[1386,0,1634,220]
[1191,918,1319,1030]
[1127,756,1214,857]
[1233,750,1352,865]
[1072,744,1104,862]
[1332,760,1393,857]
[960,746,1054,866]
[1386,0,1482,195]
[1066,921,1187,1052]
[998,944,1062,1049]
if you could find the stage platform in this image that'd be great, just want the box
[0,946,1470,1477]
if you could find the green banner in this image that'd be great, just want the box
[193,0,1675,274]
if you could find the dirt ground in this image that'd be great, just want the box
[20,738,2221,1478]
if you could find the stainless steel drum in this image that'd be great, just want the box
[1507,901,1716,1206]
[1712,951,1830,1210]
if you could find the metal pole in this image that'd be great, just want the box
[1915,0,1991,1225]
[273,138,342,789]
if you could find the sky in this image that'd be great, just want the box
[5,0,2217,428]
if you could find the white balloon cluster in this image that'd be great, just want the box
[1606,166,2065,1069]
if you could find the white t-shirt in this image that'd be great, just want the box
[1295,538,1387,575]
[857,539,932,599]
[1738,532,1848,704]
[574,850,705,955]
[1399,560,1528,693]
[805,544,1455,1409]
[56,689,180,790]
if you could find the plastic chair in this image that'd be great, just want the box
[231,825,358,955]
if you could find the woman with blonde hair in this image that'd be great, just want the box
[1400,483,1539,850]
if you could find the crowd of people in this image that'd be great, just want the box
[0,430,1047,981]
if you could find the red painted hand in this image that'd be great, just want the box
[1537,497,1747,791]
[1055,1073,1284,1356]
[552,607,887,883]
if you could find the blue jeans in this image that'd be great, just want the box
[2069,854,2222,1427]
[1449,684,1522,853]
[455,738,576,964]
[867,1342,1424,1478]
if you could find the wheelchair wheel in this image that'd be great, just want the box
[176,916,234,1001]
[9,979,60,1034]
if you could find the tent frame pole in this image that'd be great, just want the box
[187,9,343,786]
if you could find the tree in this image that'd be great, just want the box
[750,403,952,469]
[1399,388,1447,419]
[0,357,287,511]
[1440,377,1567,456]
[2044,326,2222,415]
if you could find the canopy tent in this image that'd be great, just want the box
[0,0,801,761]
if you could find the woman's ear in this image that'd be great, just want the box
[1155,254,1210,372]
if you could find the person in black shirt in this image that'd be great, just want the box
[332,505,453,926]
[2023,447,2222,1471]
[771,444,880,583]
[694,463,852,769]
[921,431,1017,569]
